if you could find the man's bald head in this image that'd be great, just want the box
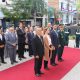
[47,23,51,27]
[9,27,14,32]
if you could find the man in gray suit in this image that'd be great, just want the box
[5,27,18,65]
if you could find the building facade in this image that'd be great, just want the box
[48,0,59,25]
[76,0,80,24]
[59,0,77,25]
[48,0,77,25]
[48,0,59,10]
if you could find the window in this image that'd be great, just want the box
[61,2,63,11]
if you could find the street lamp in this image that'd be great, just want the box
[2,0,5,2]
[2,0,11,5]
[67,0,70,24]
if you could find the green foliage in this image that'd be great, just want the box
[31,0,47,17]
[11,0,32,19]
[48,6,54,18]
[1,7,11,18]
[77,5,80,12]
[76,0,80,12]
[69,35,76,40]
[0,0,47,20]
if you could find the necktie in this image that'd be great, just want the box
[55,31,58,37]
[40,36,43,45]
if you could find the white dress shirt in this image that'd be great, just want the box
[0,34,2,40]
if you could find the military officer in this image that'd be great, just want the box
[64,28,70,46]
[58,24,66,61]
[76,28,80,48]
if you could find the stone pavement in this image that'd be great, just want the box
[61,62,80,80]
[0,52,33,71]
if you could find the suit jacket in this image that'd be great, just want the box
[58,31,65,47]
[17,28,25,45]
[32,35,44,57]
[5,32,17,48]
[27,32,34,45]
[0,35,5,49]
[50,30,59,48]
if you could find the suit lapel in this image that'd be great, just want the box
[36,35,43,45]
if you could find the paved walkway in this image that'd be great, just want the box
[0,52,33,71]
[61,62,80,80]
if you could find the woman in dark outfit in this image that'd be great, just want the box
[0,28,6,65]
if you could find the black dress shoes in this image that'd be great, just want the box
[14,61,18,63]
[19,58,22,61]
[11,62,14,65]
[29,55,33,57]
[44,67,50,70]
[58,58,64,62]
[39,71,44,74]
[51,63,58,66]
[35,74,41,77]
[2,62,7,64]
[22,56,26,59]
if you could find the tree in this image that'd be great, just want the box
[11,0,32,19]
[31,0,47,26]
[76,0,80,12]
[48,6,61,24]
[48,6,54,19]
[31,0,47,16]
[0,0,47,21]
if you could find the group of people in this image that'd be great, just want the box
[32,24,66,76]
[0,21,66,77]
[0,21,34,65]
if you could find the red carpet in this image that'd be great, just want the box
[0,47,80,80]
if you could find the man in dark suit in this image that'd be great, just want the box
[32,27,44,77]
[27,27,34,57]
[17,21,26,60]
[0,28,6,65]
[58,25,65,61]
[50,25,59,66]
[76,28,80,48]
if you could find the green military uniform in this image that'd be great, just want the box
[58,30,66,61]
[64,28,70,46]
[76,29,80,48]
